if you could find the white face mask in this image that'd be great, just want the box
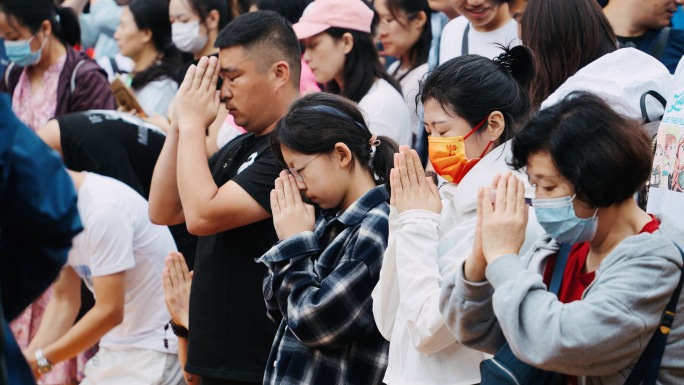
[172,21,208,54]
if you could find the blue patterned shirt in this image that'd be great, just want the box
[258,185,390,385]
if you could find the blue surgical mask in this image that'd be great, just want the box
[4,35,45,67]
[532,194,598,244]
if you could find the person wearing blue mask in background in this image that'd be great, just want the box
[0,0,115,132]
[441,92,684,384]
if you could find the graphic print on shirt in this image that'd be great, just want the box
[654,97,684,192]
[237,151,258,174]
[648,76,684,229]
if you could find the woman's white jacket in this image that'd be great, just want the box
[371,143,543,385]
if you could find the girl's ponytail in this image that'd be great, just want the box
[55,6,81,47]
[369,135,399,192]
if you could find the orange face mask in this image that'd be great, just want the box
[428,119,492,184]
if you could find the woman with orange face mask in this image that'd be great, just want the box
[371,46,543,385]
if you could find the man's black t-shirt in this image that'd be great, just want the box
[185,132,280,382]
[56,110,198,265]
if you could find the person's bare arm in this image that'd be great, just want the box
[174,57,270,236]
[36,119,63,155]
[26,270,125,376]
[61,0,90,15]
[177,337,199,385]
[149,120,186,226]
[26,268,81,354]
[163,252,199,384]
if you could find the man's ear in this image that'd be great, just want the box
[334,142,353,168]
[271,60,291,89]
[486,110,506,143]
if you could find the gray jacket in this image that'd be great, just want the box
[439,215,684,385]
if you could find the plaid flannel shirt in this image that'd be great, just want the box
[258,185,390,385]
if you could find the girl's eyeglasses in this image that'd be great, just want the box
[286,153,323,183]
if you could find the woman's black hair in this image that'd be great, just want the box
[324,27,401,103]
[385,0,431,81]
[510,91,652,207]
[0,0,80,47]
[418,45,534,146]
[252,0,313,24]
[271,92,399,193]
[190,0,231,30]
[128,0,181,91]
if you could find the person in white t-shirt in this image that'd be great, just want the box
[23,171,183,385]
[375,0,432,148]
[293,0,412,146]
[439,0,520,64]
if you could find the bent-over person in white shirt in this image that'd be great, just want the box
[23,171,183,385]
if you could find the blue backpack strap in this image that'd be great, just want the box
[549,243,572,295]
[625,241,684,385]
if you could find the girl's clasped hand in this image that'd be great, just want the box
[270,170,316,240]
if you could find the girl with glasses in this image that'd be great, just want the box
[258,92,398,385]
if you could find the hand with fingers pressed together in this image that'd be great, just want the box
[463,185,489,282]
[270,170,316,240]
[478,172,529,264]
[390,145,442,214]
[162,251,193,329]
[175,56,222,132]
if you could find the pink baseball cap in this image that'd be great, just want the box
[293,0,374,40]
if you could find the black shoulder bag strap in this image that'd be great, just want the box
[650,27,671,61]
[640,90,667,123]
[624,241,684,385]
[462,23,470,56]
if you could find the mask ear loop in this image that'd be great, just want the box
[463,118,492,159]
[571,194,600,218]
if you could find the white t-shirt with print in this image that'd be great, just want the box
[439,16,520,64]
[68,172,178,353]
[358,78,413,146]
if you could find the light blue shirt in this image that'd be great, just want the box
[80,0,122,59]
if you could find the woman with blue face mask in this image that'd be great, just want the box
[0,0,115,131]
[442,91,684,384]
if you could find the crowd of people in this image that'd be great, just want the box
[1,0,684,385]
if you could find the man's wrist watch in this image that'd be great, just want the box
[169,319,189,338]
[35,348,53,374]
